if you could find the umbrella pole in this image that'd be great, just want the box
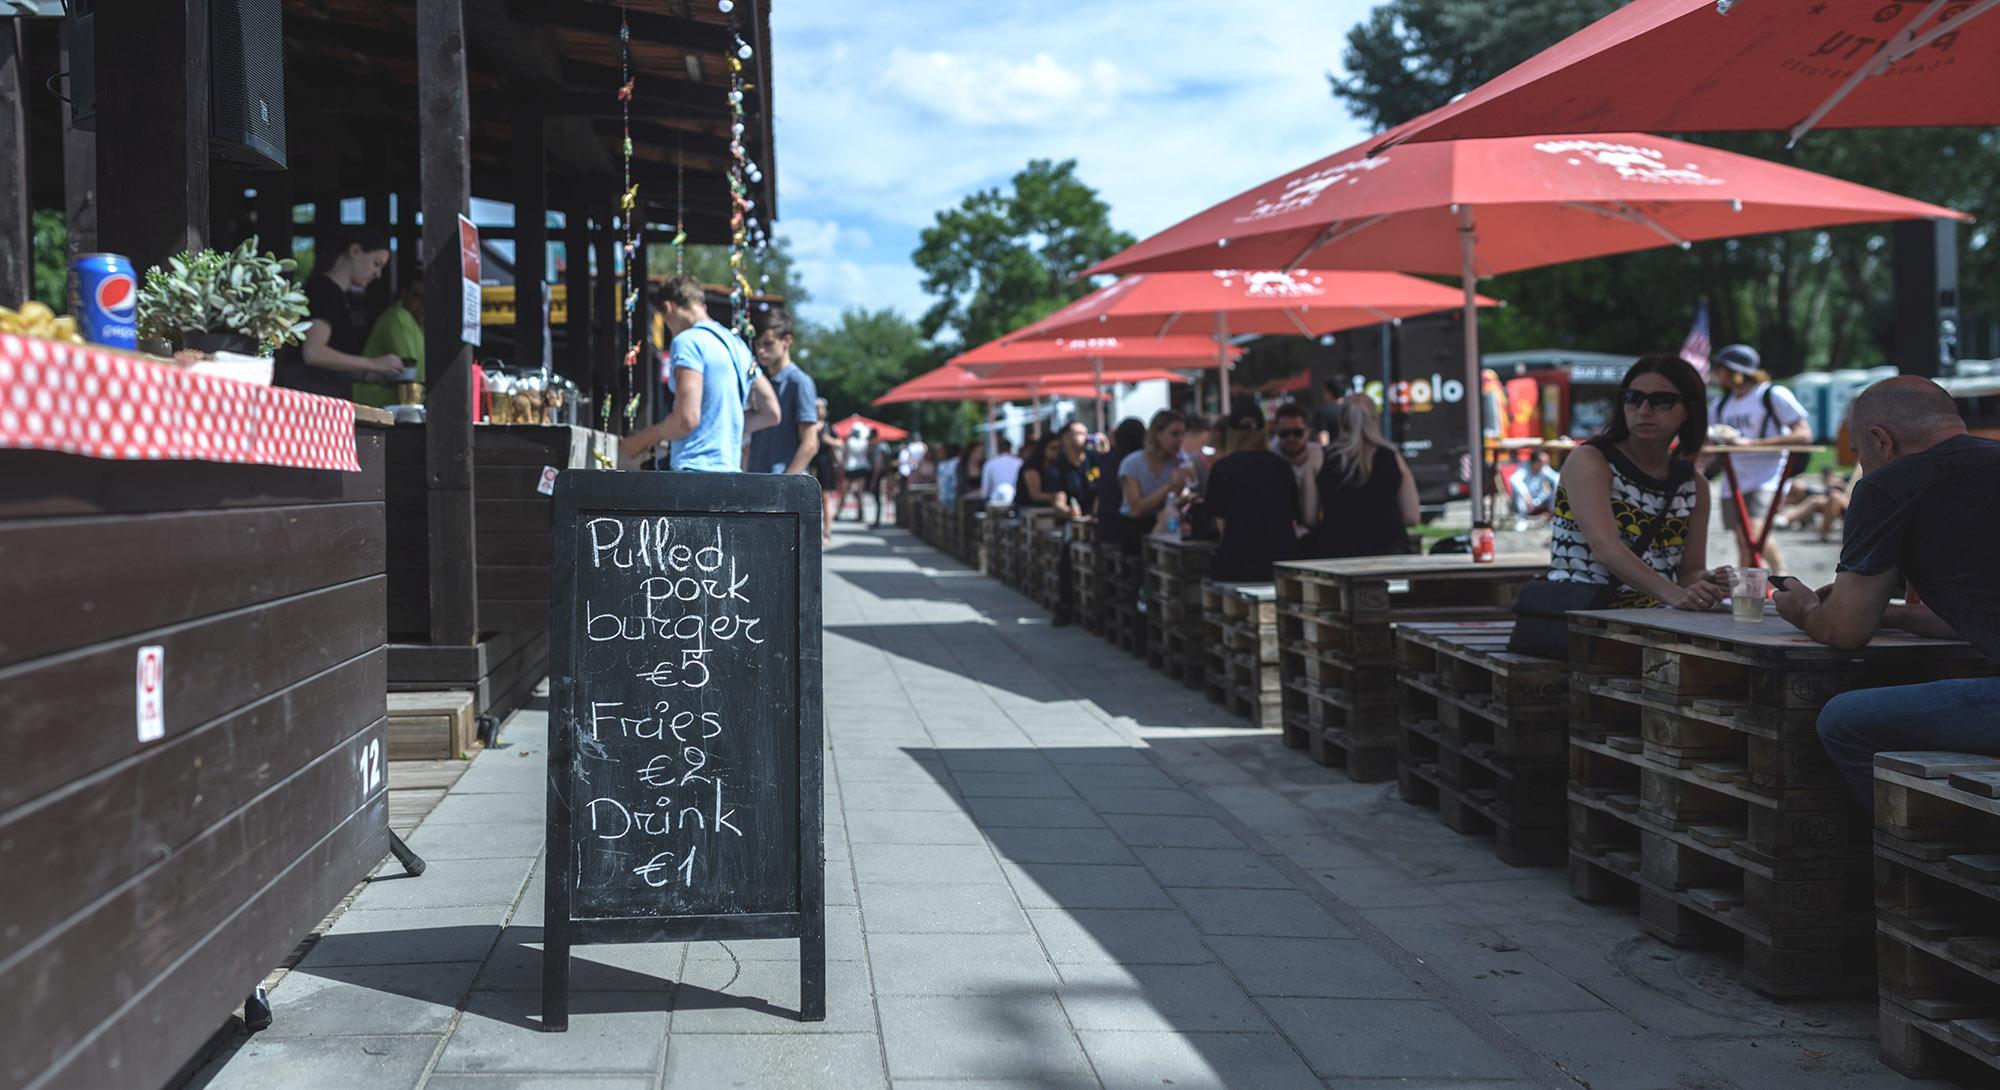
[1092,357,1106,434]
[986,400,998,458]
[1458,206,1486,524]
[1216,314,1232,415]
[1379,320,1395,439]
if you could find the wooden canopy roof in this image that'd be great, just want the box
[280,0,777,239]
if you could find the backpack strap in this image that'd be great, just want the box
[688,323,755,409]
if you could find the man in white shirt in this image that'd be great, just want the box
[1508,449,1562,524]
[1709,343,1812,574]
[981,436,1023,506]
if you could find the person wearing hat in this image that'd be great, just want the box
[1205,400,1301,581]
[1709,344,1812,574]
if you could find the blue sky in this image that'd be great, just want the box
[770,1,1380,327]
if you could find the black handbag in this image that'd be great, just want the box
[1507,508,1671,659]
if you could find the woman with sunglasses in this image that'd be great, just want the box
[1547,355,1729,611]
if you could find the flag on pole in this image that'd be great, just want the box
[1679,300,1711,379]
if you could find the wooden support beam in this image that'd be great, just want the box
[0,21,28,306]
[513,100,548,374]
[420,0,479,646]
[56,32,95,262]
[97,0,210,278]
[563,208,594,388]
[365,166,394,310]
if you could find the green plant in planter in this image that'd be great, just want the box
[136,236,311,355]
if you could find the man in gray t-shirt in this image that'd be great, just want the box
[744,308,821,474]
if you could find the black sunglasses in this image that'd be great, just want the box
[1620,389,1684,410]
[1275,428,1307,438]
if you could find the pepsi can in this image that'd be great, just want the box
[69,253,139,349]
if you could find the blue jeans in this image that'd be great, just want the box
[1818,676,2000,807]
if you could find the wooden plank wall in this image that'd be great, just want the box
[385,424,609,719]
[0,427,391,1090]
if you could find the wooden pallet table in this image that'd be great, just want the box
[1565,607,1996,998]
[1275,554,1543,782]
[1396,621,1567,865]
[1872,751,2000,1081]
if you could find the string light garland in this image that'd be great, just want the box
[673,135,688,275]
[615,5,644,429]
[725,6,755,341]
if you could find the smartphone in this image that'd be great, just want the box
[1769,575,1804,593]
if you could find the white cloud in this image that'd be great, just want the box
[791,256,930,329]
[771,1,1383,322]
[780,217,872,260]
[878,51,1144,128]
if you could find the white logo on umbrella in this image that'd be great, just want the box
[1534,140,1725,187]
[1235,157,1389,222]
[1215,269,1326,298]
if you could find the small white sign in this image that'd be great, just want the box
[136,645,165,743]
[538,465,559,496]
[357,737,383,795]
[459,214,483,347]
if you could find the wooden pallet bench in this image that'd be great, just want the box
[1142,535,1213,688]
[1873,751,2000,1082]
[1275,555,1541,783]
[1196,581,1281,729]
[1395,621,1567,865]
[1566,608,1996,998]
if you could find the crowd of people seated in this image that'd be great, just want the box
[909,352,1997,806]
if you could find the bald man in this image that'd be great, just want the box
[1771,376,2000,806]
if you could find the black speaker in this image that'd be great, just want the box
[210,0,286,170]
[1892,218,1958,377]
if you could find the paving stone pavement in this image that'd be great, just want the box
[188,523,1923,1090]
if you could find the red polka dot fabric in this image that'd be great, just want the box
[0,335,360,472]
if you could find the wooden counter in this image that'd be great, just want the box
[385,423,615,723]
[0,422,391,1090]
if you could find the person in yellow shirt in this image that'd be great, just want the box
[354,276,424,407]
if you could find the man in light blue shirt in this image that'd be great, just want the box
[617,276,780,471]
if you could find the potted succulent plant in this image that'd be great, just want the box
[136,236,311,361]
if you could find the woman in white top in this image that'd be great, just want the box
[840,424,874,522]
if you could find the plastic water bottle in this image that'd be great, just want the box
[1163,494,1182,537]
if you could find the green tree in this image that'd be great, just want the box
[912,159,1135,352]
[31,210,68,311]
[1331,0,1618,131]
[649,233,811,310]
[1332,1,2000,372]
[797,305,934,420]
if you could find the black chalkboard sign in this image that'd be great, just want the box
[542,470,823,1029]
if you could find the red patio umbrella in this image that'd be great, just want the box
[1001,269,1497,412]
[1089,130,1964,514]
[831,414,910,442]
[872,364,1180,406]
[952,335,1230,430]
[1376,0,2000,150]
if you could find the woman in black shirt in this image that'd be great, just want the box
[1315,396,1420,558]
[273,230,403,400]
